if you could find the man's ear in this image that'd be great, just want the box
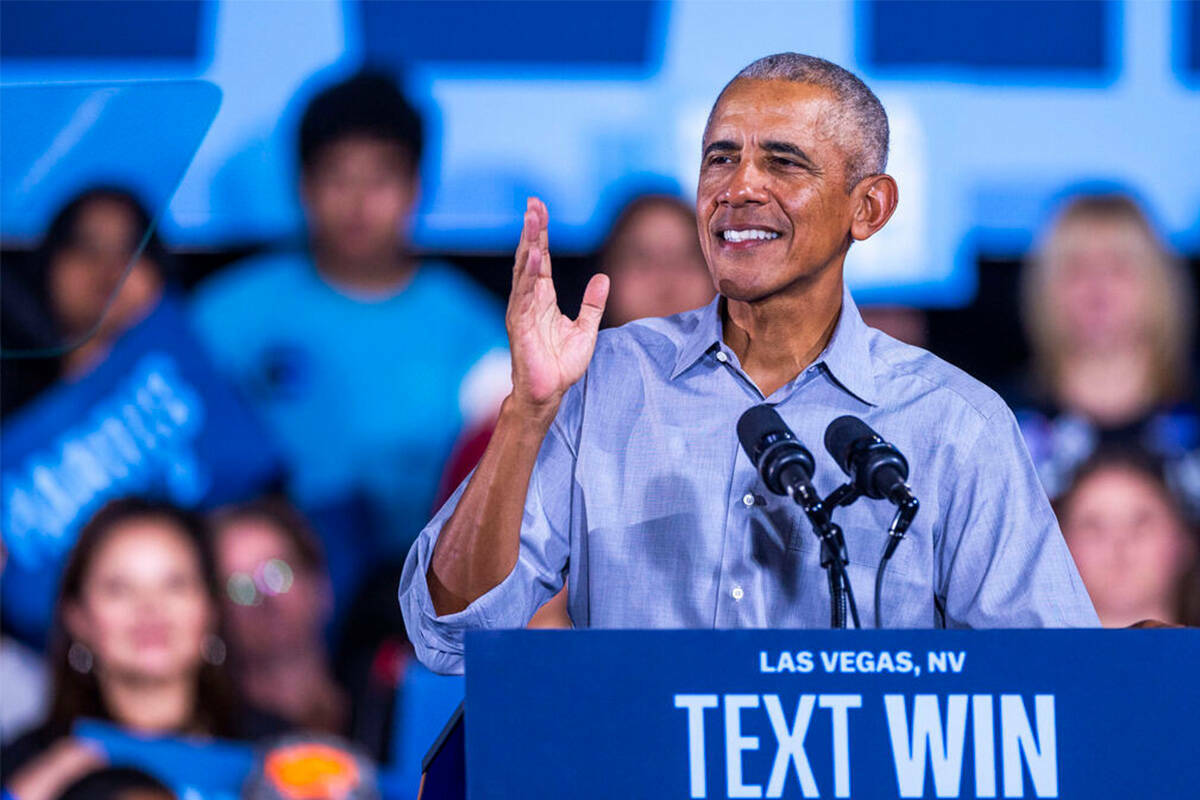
[849,173,899,242]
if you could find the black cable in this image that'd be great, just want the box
[874,505,913,628]
[842,564,861,629]
[874,552,892,629]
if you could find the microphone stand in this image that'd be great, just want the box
[788,483,860,629]
[824,482,919,629]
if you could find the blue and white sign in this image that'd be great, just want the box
[1,295,282,644]
[466,629,1200,799]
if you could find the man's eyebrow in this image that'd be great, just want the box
[761,140,815,164]
[702,139,739,157]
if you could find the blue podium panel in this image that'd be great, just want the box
[465,630,1200,799]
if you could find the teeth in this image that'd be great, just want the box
[722,229,779,242]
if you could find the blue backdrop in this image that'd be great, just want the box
[2,0,1198,305]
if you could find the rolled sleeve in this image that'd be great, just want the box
[398,411,578,675]
[936,405,1100,629]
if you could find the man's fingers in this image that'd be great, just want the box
[531,197,550,254]
[512,203,539,277]
[575,273,610,334]
[526,246,546,279]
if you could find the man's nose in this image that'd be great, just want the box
[719,159,769,206]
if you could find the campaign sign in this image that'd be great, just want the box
[465,630,1200,799]
[1,294,282,643]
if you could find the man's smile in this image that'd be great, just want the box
[714,224,785,251]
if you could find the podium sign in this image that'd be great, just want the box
[465,630,1199,799]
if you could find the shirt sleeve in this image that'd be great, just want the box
[935,403,1100,628]
[397,398,579,675]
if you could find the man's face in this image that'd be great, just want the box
[301,135,417,263]
[697,79,859,302]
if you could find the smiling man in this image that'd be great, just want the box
[399,53,1098,674]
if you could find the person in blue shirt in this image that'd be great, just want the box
[191,72,509,567]
[399,53,1098,675]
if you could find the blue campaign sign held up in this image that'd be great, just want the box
[465,629,1200,799]
[0,294,282,644]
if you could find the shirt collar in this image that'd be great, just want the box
[670,295,724,380]
[670,285,879,406]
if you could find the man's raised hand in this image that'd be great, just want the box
[506,197,609,412]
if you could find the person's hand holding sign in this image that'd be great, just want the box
[427,198,607,616]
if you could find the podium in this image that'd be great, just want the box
[430,629,1200,799]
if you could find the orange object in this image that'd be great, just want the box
[263,743,361,799]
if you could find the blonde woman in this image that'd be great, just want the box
[1014,194,1199,517]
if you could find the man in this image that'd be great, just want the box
[399,54,1098,675]
[192,72,509,567]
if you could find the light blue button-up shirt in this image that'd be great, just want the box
[400,288,1098,674]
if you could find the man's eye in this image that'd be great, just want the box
[706,155,734,165]
[771,157,801,167]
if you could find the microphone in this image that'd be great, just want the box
[823,416,916,508]
[736,404,816,500]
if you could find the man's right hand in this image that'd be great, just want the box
[425,198,608,617]
[507,197,609,413]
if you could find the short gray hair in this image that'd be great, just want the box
[713,53,889,188]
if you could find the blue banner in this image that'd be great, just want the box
[1,294,282,643]
[466,629,1200,799]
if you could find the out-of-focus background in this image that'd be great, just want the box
[2,2,1198,799]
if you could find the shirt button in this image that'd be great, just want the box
[715,351,728,363]
[732,586,744,601]
[742,492,755,507]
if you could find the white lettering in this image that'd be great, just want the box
[762,694,819,798]
[973,695,997,797]
[819,694,862,798]
[1001,695,1057,798]
[884,694,968,798]
[724,695,762,798]
[675,694,718,798]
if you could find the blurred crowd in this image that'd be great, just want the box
[2,69,1198,799]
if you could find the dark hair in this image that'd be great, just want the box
[211,495,325,575]
[38,186,173,296]
[298,70,424,175]
[1055,448,1200,626]
[48,497,236,736]
[56,766,175,800]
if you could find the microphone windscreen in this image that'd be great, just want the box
[737,404,788,465]
[824,415,875,474]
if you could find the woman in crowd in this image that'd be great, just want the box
[1056,450,1199,628]
[3,498,284,800]
[1015,193,1199,517]
[598,193,714,328]
[210,498,348,736]
[2,188,167,416]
